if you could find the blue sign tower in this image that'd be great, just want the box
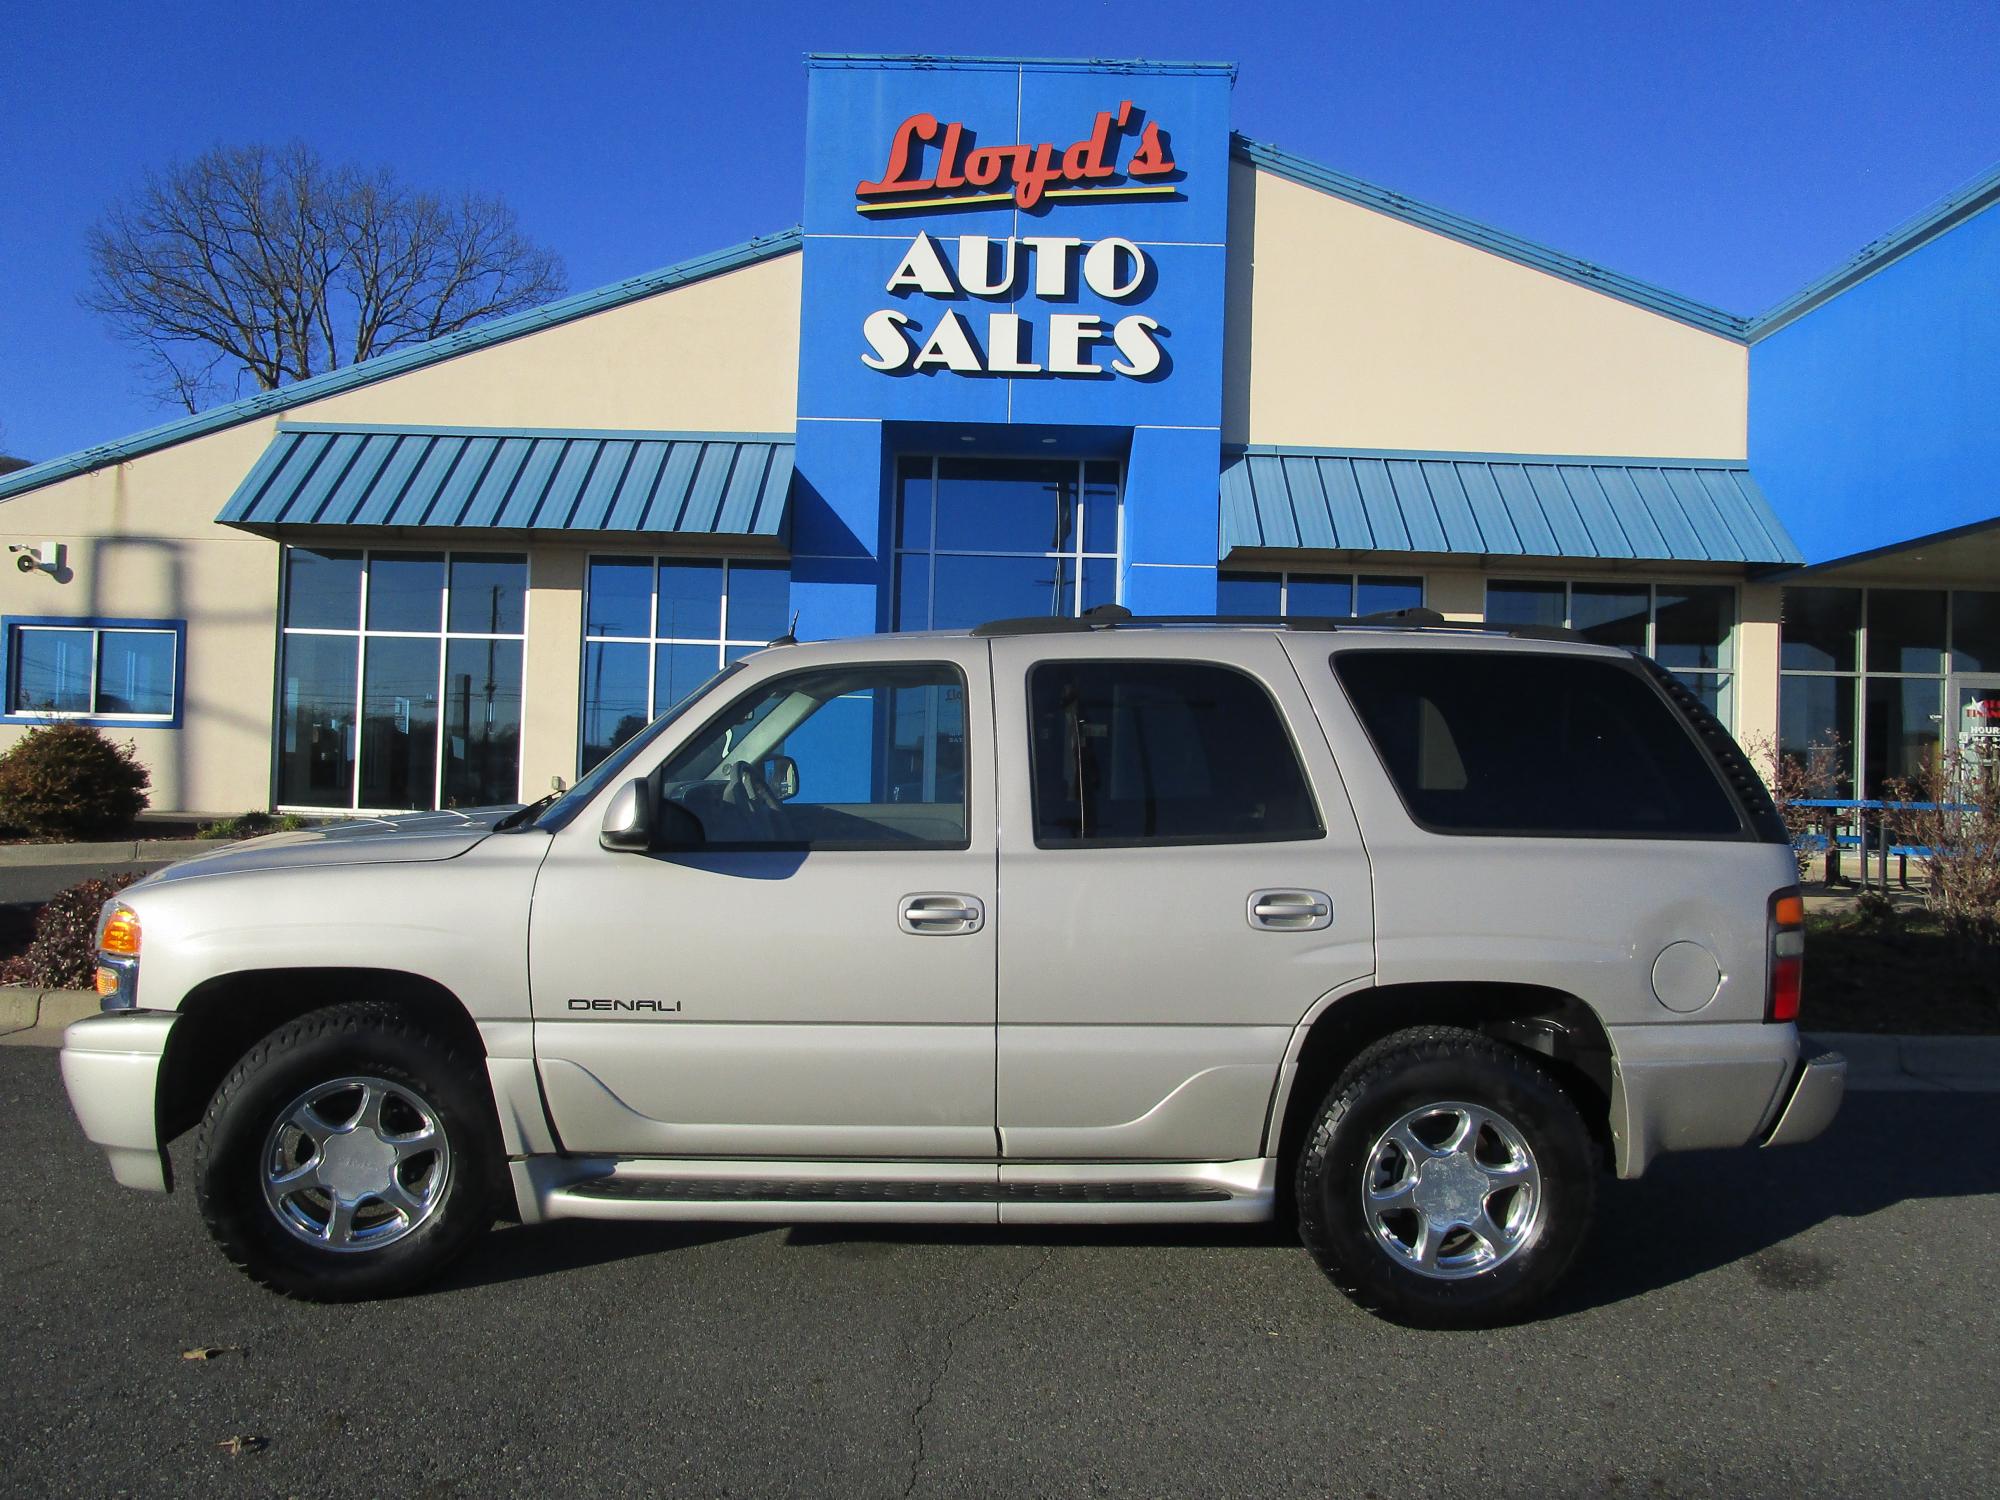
[792,55,1236,637]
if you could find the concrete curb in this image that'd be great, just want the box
[0,838,214,868]
[0,987,98,1038]
[1808,1031,2000,1092]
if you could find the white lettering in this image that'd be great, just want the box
[1047,314,1107,375]
[1019,236,1081,297]
[1109,315,1162,377]
[859,309,916,371]
[886,233,958,296]
[985,313,1041,374]
[911,310,984,373]
[1082,237,1147,300]
[956,236,1018,297]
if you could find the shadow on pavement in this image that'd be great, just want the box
[421,1090,1997,1313]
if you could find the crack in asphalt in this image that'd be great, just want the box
[902,1244,1055,1498]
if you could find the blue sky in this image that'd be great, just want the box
[4,0,1999,462]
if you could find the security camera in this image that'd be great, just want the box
[8,542,61,576]
[14,553,34,574]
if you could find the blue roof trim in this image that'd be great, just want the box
[1745,159,2000,340]
[805,53,1236,76]
[0,229,803,506]
[1220,447,1803,566]
[1231,137,1749,340]
[219,425,796,540]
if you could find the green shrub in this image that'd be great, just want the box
[0,874,140,990]
[0,724,151,840]
[198,811,309,840]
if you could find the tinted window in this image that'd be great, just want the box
[1335,651,1742,838]
[659,663,967,850]
[1028,661,1321,846]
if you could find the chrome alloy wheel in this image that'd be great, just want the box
[259,1076,451,1253]
[1361,1100,1543,1280]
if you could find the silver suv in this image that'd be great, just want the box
[61,613,1844,1326]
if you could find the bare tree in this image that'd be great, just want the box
[83,143,567,412]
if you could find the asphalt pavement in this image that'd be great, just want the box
[2,1045,1996,1499]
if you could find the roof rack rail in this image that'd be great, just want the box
[969,604,1584,644]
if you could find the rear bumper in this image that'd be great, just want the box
[59,1011,177,1193]
[1762,1044,1847,1149]
[1608,1021,1842,1178]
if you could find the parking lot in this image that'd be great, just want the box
[2,1044,1995,1498]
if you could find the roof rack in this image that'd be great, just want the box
[970,604,1584,644]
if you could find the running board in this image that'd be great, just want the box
[511,1156,1277,1227]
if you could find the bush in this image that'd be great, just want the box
[1887,750,2000,954]
[0,724,151,840]
[198,811,309,840]
[1746,731,1849,880]
[0,874,140,990]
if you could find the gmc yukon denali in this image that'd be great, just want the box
[60,612,1845,1326]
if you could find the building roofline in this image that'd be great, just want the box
[1232,442,1754,468]
[804,53,1236,77]
[1744,160,2000,341]
[1231,135,1750,340]
[0,228,804,506]
[1781,513,2000,576]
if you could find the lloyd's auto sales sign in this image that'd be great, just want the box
[798,58,1231,430]
[851,101,1177,381]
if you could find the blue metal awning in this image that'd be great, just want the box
[219,424,795,539]
[1219,447,1804,565]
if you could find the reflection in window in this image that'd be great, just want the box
[278,547,525,810]
[6,622,180,721]
[579,556,792,773]
[894,456,1121,630]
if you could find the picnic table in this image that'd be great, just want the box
[1791,798,1969,891]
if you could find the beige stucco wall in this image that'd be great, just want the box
[0,252,802,814]
[1223,164,1749,459]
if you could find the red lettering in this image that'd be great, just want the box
[1126,121,1176,178]
[934,121,967,190]
[857,113,941,197]
[1014,143,1063,209]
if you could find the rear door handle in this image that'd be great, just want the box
[1247,889,1333,932]
[899,892,985,935]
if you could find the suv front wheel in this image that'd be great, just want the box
[1296,1025,1596,1327]
[193,1001,498,1301]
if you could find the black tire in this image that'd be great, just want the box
[1295,1025,1596,1328]
[193,1001,498,1302]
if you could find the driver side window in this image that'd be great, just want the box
[656,662,968,849]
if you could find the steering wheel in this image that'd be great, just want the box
[718,758,796,842]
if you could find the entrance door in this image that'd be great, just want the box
[529,642,997,1159]
[987,633,1375,1164]
[1950,674,2000,790]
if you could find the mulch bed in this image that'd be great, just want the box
[1803,908,1999,1034]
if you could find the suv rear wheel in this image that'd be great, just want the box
[193,1001,497,1301]
[1296,1025,1596,1327]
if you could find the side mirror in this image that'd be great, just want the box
[598,778,654,852]
[762,753,799,801]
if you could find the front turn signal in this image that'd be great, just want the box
[99,904,141,957]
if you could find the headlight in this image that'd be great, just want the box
[96,903,142,1011]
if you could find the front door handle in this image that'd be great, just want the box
[1247,889,1333,932]
[899,892,985,935]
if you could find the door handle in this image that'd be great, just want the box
[899,892,985,935]
[1247,889,1334,932]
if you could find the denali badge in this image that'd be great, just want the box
[566,998,682,1014]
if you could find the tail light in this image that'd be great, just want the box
[1767,889,1804,1023]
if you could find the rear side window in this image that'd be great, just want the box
[1333,650,1744,838]
[1028,660,1322,847]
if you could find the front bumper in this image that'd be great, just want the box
[59,1011,177,1192]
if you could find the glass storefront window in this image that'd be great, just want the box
[1779,674,1856,801]
[1485,579,1734,724]
[1780,587,1860,672]
[894,456,1121,630]
[1864,676,1943,797]
[1951,590,2000,672]
[1866,588,1946,674]
[278,548,526,810]
[6,623,180,721]
[578,555,792,773]
[1216,572,1423,618]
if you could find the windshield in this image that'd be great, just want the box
[528,662,747,833]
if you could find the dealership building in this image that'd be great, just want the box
[1,54,1995,816]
